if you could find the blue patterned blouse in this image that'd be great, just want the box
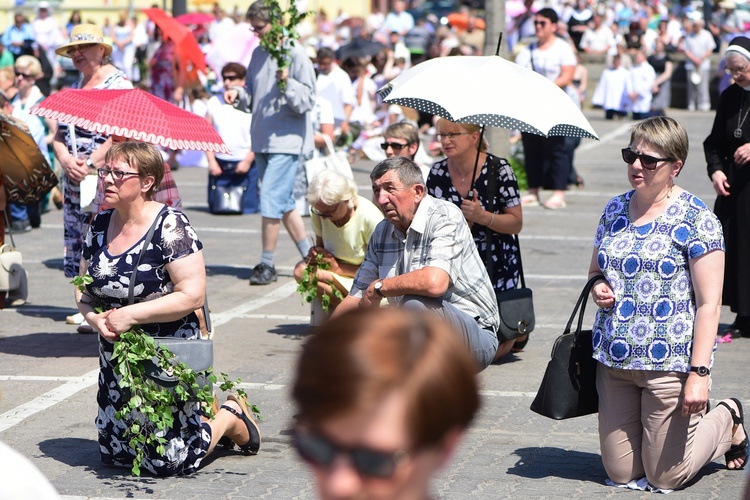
[592,190,724,372]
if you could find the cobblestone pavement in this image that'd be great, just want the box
[0,109,748,499]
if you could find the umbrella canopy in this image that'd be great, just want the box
[176,12,215,25]
[142,7,206,73]
[0,112,58,204]
[377,55,598,140]
[30,88,230,153]
[335,39,387,61]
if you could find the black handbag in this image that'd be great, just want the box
[530,275,603,420]
[495,235,535,341]
[483,155,535,342]
[126,209,213,398]
[210,183,245,214]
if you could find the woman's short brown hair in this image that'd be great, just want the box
[104,142,164,199]
[292,308,480,450]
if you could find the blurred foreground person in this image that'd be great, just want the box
[292,308,479,500]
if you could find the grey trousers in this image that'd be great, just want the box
[402,295,498,372]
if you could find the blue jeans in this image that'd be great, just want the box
[402,295,498,372]
[255,153,299,219]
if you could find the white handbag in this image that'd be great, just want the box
[0,244,24,292]
[79,173,98,213]
[304,135,354,183]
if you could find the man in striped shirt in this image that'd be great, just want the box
[333,157,500,371]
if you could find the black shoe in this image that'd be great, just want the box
[249,263,277,285]
[7,219,32,234]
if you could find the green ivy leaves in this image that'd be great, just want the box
[259,0,313,91]
[295,253,345,313]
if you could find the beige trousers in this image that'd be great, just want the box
[597,364,733,490]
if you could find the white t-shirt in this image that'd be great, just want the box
[515,37,577,103]
[316,65,356,125]
[207,94,252,161]
[350,76,378,126]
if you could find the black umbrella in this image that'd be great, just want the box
[335,39,387,61]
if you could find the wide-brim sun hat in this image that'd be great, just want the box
[55,24,112,58]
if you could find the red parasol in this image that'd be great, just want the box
[142,7,206,73]
[176,12,215,25]
[29,88,230,153]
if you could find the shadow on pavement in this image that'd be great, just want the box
[268,323,311,339]
[13,304,77,321]
[0,332,98,358]
[508,447,605,481]
[205,264,250,280]
[41,258,64,271]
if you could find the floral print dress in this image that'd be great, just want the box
[82,206,210,476]
[427,153,522,292]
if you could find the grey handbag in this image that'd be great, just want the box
[126,209,213,398]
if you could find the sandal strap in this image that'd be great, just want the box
[220,403,242,420]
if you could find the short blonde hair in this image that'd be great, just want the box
[14,55,43,78]
[629,116,688,165]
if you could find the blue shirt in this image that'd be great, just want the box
[592,190,724,373]
[1,23,35,56]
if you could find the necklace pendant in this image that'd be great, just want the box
[735,128,743,139]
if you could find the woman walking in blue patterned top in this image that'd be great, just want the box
[587,116,747,490]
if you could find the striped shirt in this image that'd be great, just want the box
[351,195,500,333]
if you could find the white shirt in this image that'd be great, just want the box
[207,94,252,161]
[592,66,632,112]
[316,64,356,125]
[630,62,657,113]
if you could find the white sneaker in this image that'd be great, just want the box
[66,312,84,325]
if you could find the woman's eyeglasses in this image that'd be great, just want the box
[435,132,469,141]
[66,43,96,56]
[14,70,33,79]
[97,168,141,180]
[621,148,672,170]
[381,141,408,151]
[293,431,410,479]
[310,203,342,218]
[725,65,749,76]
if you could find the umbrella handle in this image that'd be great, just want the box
[69,124,77,158]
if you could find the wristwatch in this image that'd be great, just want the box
[85,157,94,169]
[690,366,711,376]
[373,280,385,298]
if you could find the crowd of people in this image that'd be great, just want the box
[0,0,749,495]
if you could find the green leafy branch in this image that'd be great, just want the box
[71,275,259,476]
[296,252,344,313]
[260,0,314,91]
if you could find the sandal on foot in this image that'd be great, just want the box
[717,398,748,469]
[520,194,540,207]
[222,394,261,455]
[512,334,529,353]
[210,393,234,449]
[543,197,567,210]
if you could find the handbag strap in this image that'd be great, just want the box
[483,155,526,289]
[564,275,605,336]
[127,208,162,306]
[3,210,16,249]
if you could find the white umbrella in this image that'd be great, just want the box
[377,55,598,140]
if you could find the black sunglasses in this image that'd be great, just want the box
[14,70,33,79]
[621,148,672,170]
[293,431,409,478]
[381,141,408,151]
[222,74,240,80]
[534,20,549,27]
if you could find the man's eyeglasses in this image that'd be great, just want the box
[223,74,240,81]
[97,168,141,180]
[66,43,96,56]
[293,431,410,479]
[621,148,672,170]
[534,20,549,27]
[435,132,469,141]
[381,141,408,151]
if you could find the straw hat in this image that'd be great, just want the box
[55,24,112,58]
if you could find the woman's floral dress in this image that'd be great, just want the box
[82,205,210,476]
